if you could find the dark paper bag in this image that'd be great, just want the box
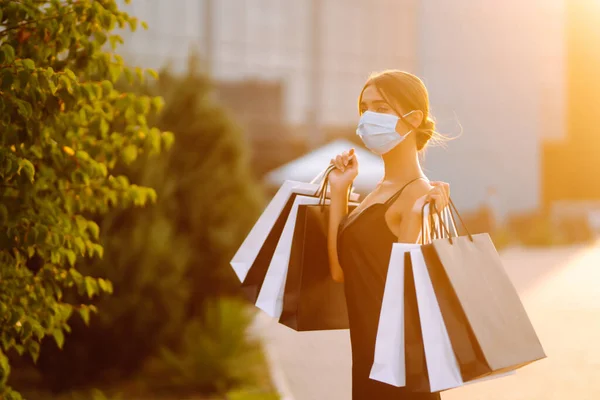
[279,204,354,331]
[231,172,361,301]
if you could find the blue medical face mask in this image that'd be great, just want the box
[356,110,415,155]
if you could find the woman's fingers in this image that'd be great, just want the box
[425,194,442,212]
[335,155,345,171]
[425,191,448,212]
[430,181,450,202]
[429,181,450,209]
[348,154,356,169]
[331,149,357,172]
[342,152,349,167]
[330,158,338,170]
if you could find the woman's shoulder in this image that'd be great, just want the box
[390,178,431,212]
[405,177,432,198]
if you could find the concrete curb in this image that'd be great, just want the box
[262,337,296,400]
[250,312,296,400]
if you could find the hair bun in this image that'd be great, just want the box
[419,116,435,136]
[416,116,436,150]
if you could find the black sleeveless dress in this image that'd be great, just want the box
[337,180,441,400]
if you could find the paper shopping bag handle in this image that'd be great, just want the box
[424,199,474,244]
[419,202,440,245]
[313,164,354,209]
[434,199,473,243]
[419,202,447,245]
[310,164,334,185]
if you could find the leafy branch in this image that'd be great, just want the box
[0,10,76,38]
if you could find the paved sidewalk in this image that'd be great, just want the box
[255,244,600,400]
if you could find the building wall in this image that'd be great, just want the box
[114,0,567,215]
[417,0,565,217]
[115,0,417,129]
[318,0,418,126]
[542,0,600,207]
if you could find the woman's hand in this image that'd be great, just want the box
[412,181,450,214]
[426,181,450,211]
[329,148,359,192]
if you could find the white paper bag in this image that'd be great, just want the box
[255,195,359,318]
[230,180,359,282]
[370,203,435,386]
[369,243,420,387]
[255,195,316,318]
[410,248,464,391]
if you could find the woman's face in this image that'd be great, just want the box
[359,83,423,136]
[358,83,422,155]
[359,84,402,117]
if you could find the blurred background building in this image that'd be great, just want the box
[114,0,571,221]
[542,1,600,228]
[418,0,565,219]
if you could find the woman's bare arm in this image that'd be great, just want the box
[326,148,359,282]
[390,180,432,243]
[327,185,350,282]
[393,179,451,243]
[395,210,423,243]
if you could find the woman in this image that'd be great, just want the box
[327,70,450,399]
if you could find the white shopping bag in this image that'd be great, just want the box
[410,248,463,391]
[370,203,436,387]
[230,180,359,282]
[369,242,420,387]
[255,195,359,318]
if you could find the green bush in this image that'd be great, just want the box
[226,388,281,400]
[0,0,171,397]
[21,388,124,400]
[28,54,265,394]
[152,298,263,395]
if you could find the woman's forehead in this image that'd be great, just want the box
[360,84,385,104]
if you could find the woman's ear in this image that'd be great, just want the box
[405,110,424,128]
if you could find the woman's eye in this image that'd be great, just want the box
[377,106,389,112]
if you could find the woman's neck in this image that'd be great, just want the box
[381,145,424,185]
